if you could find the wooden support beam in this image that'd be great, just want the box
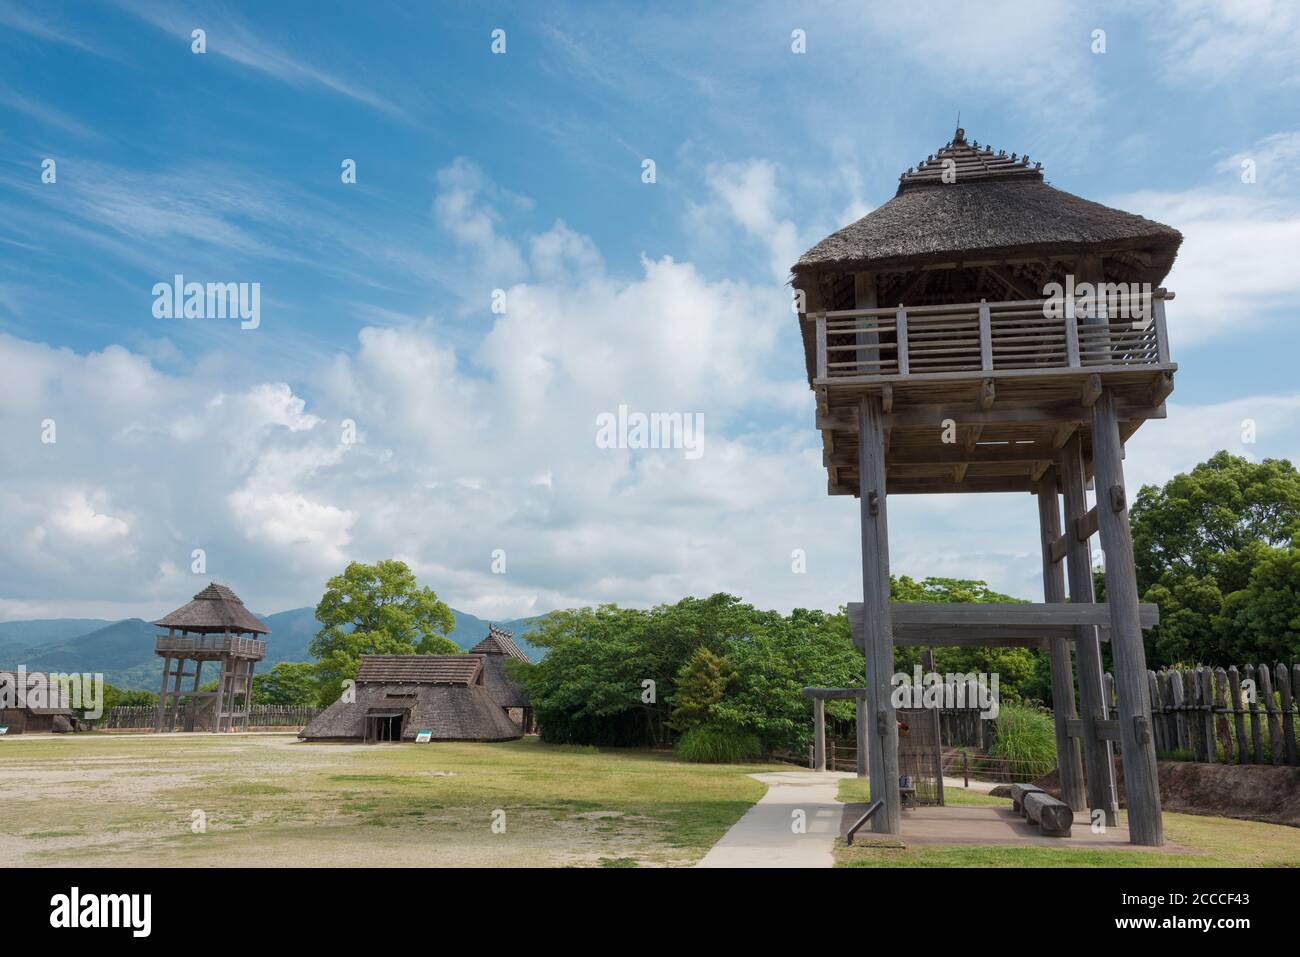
[978,301,993,371]
[1080,374,1102,407]
[1148,370,1174,406]
[1037,471,1086,811]
[1061,434,1120,826]
[813,696,826,771]
[817,400,1165,432]
[889,602,1158,629]
[1092,390,1164,846]
[858,395,901,834]
[1077,505,1099,541]
[987,264,1039,300]
[1051,421,1077,448]
[881,383,893,413]
[855,696,868,778]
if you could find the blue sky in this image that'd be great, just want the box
[3,0,1300,622]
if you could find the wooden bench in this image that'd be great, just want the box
[1009,783,1045,815]
[1023,791,1073,837]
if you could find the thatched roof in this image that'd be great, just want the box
[300,653,521,741]
[793,127,1182,281]
[469,626,531,709]
[469,625,530,662]
[356,655,481,684]
[154,583,270,635]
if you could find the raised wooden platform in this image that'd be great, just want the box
[808,294,1175,496]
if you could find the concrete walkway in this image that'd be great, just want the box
[696,770,855,868]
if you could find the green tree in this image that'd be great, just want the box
[1216,539,1300,662]
[670,647,735,732]
[252,661,320,706]
[714,607,860,753]
[1132,451,1300,593]
[1130,452,1300,666]
[309,559,456,703]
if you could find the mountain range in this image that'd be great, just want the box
[0,607,546,691]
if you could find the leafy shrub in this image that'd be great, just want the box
[675,725,762,763]
[984,702,1057,779]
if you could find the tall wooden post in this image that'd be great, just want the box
[813,697,826,771]
[859,395,900,833]
[855,694,868,777]
[1059,434,1119,825]
[155,653,171,733]
[1035,471,1085,810]
[1092,391,1164,845]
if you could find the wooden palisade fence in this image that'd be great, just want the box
[101,704,321,730]
[1109,663,1300,766]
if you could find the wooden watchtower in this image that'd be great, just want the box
[793,128,1181,846]
[154,583,270,733]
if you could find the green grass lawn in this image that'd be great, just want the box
[0,733,789,867]
[834,779,1300,867]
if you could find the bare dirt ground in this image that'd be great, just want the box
[0,733,776,867]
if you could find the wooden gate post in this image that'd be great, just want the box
[1035,470,1086,810]
[855,694,868,778]
[1091,390,1163,846]
[813,696,827,772]
[858,395,900,833]
[1059,434,1119,825]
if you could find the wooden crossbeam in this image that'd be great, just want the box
[817,400,1165,432]
[1049,504,1100,562]
[890,601,1159,629]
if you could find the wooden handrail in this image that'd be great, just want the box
[845,799,885,845]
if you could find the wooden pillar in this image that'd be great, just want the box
[167,654,185,732]
[1059,434,1119,825]
[859,395,901,833]
[1035,471,1086,810]
[1092,391,1164,846]
[922,649,944,806]
[241,659,256,732]
[855,695,868,778]
[156,654,172,733]
[813,697,826,772]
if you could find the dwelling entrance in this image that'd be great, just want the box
[367,710,406,743]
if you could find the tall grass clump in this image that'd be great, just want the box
[675,726,762,763]
[984,702,1057,779]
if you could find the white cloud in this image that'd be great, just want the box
[1143,0,1300,86]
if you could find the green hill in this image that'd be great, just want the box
[1,606,547,690]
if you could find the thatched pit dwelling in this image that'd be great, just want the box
[0,668,75,734]
[300,653,522,743]
[469,625,534,733]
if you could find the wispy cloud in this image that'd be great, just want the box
[0,0,103,54]
[0,90,99,139]
[113,0,407,120]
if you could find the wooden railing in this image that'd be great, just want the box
[811,292,1171,381]
[155,634,267,657]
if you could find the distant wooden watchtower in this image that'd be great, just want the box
[154,583,269,733]
[793,128,1181,846]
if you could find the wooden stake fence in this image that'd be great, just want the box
[1135,663,1300,765]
